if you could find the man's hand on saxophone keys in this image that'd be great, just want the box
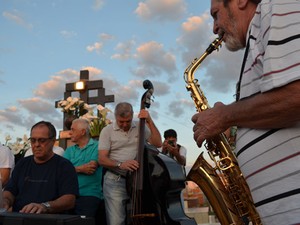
[192,101,230,147]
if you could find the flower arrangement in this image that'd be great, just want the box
[4,134,31,162]
[81,104,112,137]
[57,97,112,137]
[57,97,89,117]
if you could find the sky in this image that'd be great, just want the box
[0,0,244,166]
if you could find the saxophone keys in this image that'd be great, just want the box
[217,156,234,171]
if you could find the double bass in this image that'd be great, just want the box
[127,80,197,225]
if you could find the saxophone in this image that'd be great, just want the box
[184,37,262,225]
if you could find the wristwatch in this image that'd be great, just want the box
[116,161,122,168]
[41,202,51,211]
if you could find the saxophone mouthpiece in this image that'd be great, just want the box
[206,36,223,54]
[217,34,224,45]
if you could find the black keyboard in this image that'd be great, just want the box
[0,212,95,225]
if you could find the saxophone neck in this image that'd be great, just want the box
[184,36,223,84]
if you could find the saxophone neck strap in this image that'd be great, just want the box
[236,31,255,101]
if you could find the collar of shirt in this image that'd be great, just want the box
[75,138,96,150]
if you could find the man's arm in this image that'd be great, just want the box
[2,190,15,211]
[171,148,186,166]
[75,161,98,175]
[0,168,11,187]
[166,144,186,166]
[139,109,162,148]
[18,194,76,214]
[192,80,300,146]
[98,150,118,169]
[98,150,139,172]
[175,146,187,166]
[146,117,162,148]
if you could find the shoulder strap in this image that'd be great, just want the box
[236,32,255,101]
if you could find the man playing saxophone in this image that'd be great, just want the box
[192,0,300,225]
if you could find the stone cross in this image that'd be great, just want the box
[63,70,115,108]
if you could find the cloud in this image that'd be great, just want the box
[99,33,114,41]
[86,42,104,53]
[111,40,136,60]
[0,69,85,133]
[113,80,140,105]
[33,69,81,100]
[18,98,58,117]
[0,98,59,135]
[81,67,103,78]
[167,97,195,117]
[167,99,184,117]
[93,0,105,10]
[135,0,186,21]
[34,76,65,100]
[2,10,33,30]
[0,106,25,131]
[151,80,170,96]
[177,13,212,64]
[132,41,177,81]
[60,30,77,39]
[0,70,4,84]
[86,33,114,56]
[202,49,243,93]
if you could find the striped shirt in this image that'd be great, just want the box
[235,0,300,224]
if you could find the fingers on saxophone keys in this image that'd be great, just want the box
[194,133,204,148]
[193,124,204,147]
[191,113,199,123]
[192,113,205,147]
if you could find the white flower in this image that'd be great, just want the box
[5,135,31,156]
[57,97,88,117]
[23,134,29,142]
[81,112,98,120]
[79,104,112,137]
[97,104,105,111]
[5,135,12,142]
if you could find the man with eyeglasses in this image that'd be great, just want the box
[2,121,79,214]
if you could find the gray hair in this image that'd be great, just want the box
[72,118,90,136]
[114,102,133,118]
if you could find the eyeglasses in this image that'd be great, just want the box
[29,137,54,144]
